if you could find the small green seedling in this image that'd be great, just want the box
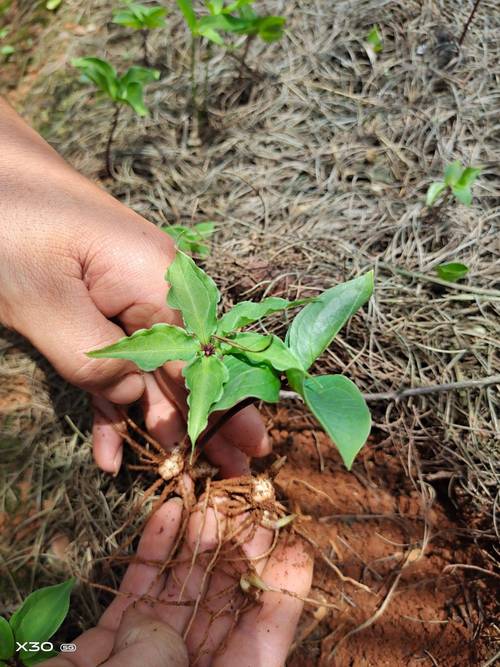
[176,0,285,108]
[112,2,167,66]
[365,25,383,53]
[72,56,159,177]
[436,262,469,282]
[0,578,75,666]
[426,161,481,207]
[0,26,14,60]
[162,221,216,258]
[46,0,63,9]
[89,252,373,469]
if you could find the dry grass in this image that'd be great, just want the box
[1,0,499,647]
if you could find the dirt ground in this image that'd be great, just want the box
[1,0,499,664]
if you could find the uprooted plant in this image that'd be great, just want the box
[86,251,373,657]
[72,56,159,177]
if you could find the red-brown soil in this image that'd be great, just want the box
[262,408,495,667]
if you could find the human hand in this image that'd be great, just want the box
[42,497,313,667]
[0,100,269,477]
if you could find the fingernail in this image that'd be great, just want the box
[112,452,122,477]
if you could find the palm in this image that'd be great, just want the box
[44,499,312,667]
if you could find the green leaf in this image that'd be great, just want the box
[183,355,228,445]
[211,354,280,412]
[425,181,446,206]
[193,221,216,237]
[451,185,472,206]
[46,0,62,9]
[22,650,58,666]
[257,15,285,42]
[217,297,302,335]
[0,616,14,661]
[87,323,199,371]
[456,166,481,189]
[286,272,374,371]
[162,222,215,257]
[366,25,382,52]
[166,252,220,343]
[10,578,75,652]
[303,375,371,469]
[0,44,14,56]
[176,0,197,32]
[143,6,168,29]
[120,81,149,115]
[112,9,144,29]
[120,65,160,86]
[436,262,469,282]
[223,333,303,372]
[72,57,118,99]
[207,0,224,15]
[443,161,463,187]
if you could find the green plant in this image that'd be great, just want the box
[72,57,159,177]
[176,0,285,108]
[161,221,215,257]
[0,26,14,60]
[46,0,63,9]
[112,2,167,66]
[0,578,75,666]
[436,262,469,282]
[365,25,383,54]
[426,161,481,207]
[88,252,373,469]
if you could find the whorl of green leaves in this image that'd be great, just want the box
[426,161,481,207]
[175,0,285,46]
[88,252,373,469]
[72,57,160,116]
[112,2,167,30]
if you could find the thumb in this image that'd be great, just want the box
[19,282,145,404]
[104,607,188,667]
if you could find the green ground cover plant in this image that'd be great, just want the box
[0,579,74,666]
[72,57,159,176]
[426,161,481,207]
[89,251,373,469]
[112,1,167,66]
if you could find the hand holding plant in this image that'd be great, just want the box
[90,251,373,469]
[0,100,269,478]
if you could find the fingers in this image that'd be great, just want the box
[215,538,314,667]
[203,434,250,477]
[104,607,188,667]
[99,498,184,632]
[154,366,272,464]
[92,397,126,474]
[218,404,271,458]
[21,281,145,404]
[142,374,186,449]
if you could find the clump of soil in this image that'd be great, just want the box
[264,409,494,666]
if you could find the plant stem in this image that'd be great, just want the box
[141,29,150,66]
[197,397,255,449]
[105,104,121,179]
[459,0,482,46]
[239,34,255,77]
[190,33,198,113]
